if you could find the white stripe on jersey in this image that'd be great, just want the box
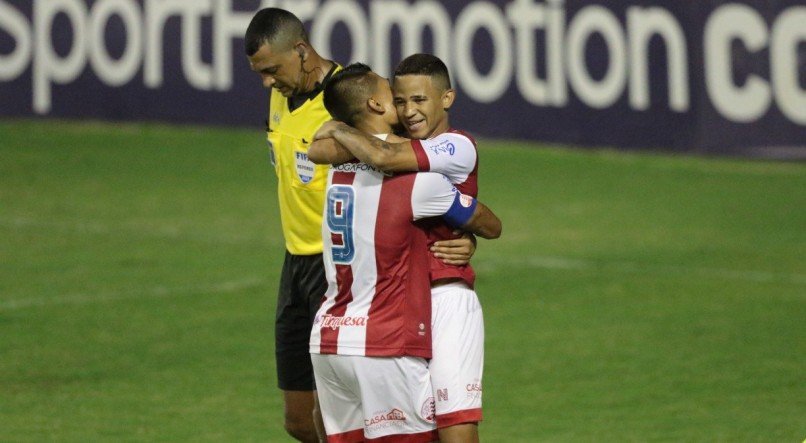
[336,168,383,353]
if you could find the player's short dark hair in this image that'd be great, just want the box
[245,8,308,56]
[323,63,376,127]
[393,53,452,91]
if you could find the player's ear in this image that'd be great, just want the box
[368,97,385,114]
[442,88,456,111]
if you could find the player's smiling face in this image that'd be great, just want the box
[248,42,303,97]
[392,75,454,139]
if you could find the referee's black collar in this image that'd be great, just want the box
[288,62,338,111]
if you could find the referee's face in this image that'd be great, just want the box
[248,43,302,97]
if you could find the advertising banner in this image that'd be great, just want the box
[1,0,804,156]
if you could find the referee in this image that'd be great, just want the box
[246,9,339,442]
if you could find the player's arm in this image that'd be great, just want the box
[314,120,419,171]
[412,173,502,240]
[442,194,502,240]
[308,137,356,165]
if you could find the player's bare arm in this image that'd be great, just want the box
[461,201,502,240]
[314,120,419,171]
[438,191,501,241]
[308,137,355,165]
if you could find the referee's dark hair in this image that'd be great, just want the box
[245,8,308,56]
[323,63,375,127]
[393,53,452,91]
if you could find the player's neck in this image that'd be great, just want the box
[425,119,451,139]
[355,118,392,136]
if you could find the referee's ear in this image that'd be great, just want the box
[293,42,308,61]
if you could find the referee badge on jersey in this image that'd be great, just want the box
[295,151,315,184]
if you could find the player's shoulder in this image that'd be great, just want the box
[425,129,477,151]
[447,128,477,146]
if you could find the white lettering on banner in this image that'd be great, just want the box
[506,0,567,107]
[88,0,142,86]
[704,4,806,124]
[181,0,214,90]
[705,4,771,123]
[770,7,806,125]
[0,0,803,126]
[144,0,178,89]
[454,2,513,103]
[0,1,31,80]
[278,0,318,23]
[369,1,452,78]
[213,0,257,91]
[566,5,627,109]
[626,7,689,112]
[310,0,369,65]
[33,0,87,114]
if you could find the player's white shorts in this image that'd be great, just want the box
[429,282,484,428]
[311,353,438,442]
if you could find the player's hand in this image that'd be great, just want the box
[314,120,344,140]
[431,232,477,265]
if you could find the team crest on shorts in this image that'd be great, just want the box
[421,397,436,423]
[295,151,315,184]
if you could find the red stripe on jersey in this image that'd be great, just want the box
[410,139,431,171]
[365,174,432,358]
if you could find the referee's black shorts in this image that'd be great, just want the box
[275,251,327,391]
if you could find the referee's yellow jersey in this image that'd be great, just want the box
[266,79,336,256]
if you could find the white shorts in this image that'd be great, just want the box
[429,282,484,428]
[311,353,438,442]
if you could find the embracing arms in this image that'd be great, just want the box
[308,121,418,171]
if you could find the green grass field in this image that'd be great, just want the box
[1,119,804,441]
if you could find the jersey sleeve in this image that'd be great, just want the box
[411,172,477,227]
[409,133,477,184]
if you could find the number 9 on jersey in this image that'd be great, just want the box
[326,185,355,264]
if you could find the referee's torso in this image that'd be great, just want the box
[266,66,339,255]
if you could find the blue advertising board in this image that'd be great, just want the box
[1,0,804,156]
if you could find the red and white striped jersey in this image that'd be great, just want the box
[411,129,479,286]
[310,138,468,358]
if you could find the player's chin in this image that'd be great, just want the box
[406,125,428,139]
